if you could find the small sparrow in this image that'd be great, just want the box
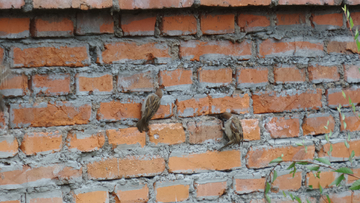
[0,64,10,112]
[136,88,162,132]
[219,112,243,151]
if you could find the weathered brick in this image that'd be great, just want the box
[308,65,339,83]
[101,42,170,64]
[180,40,252,61]
[319,139,360,161]
[320,191,352,203]
[121,13,156,36]
[201,14,234,35]
[195,179,227,200]
[87,156,165,180]
[209,94,250,114]
[76,73,113,95]
[97,100,141,121]
[200,0,271,6]
[259,39,324,57]
[306,171,336,189]
[156,181,190,203]
[0,0,25,9]
[27,191,63,203]
[346,0,360,5]
[241,119,261,141]
[117,71,154,92]
[234,175,265,194]
[187,119,223,144]
[32,74,70,96]
[0,194,21,203]
[67,130,105,152]
[0,75,28,97]
[278,0,339,5]
[106,127,145,148]
[344,65,360,83]
[347,168,360,184]
[176,95,209,117]
[276,13,307,26]
[253,89,322,114]
[0,135,18,158]
[246,145,315,168]
[311,13,343,29]
[198,67,232,87]
[162,14,197,36]
[76,12,113,35]
[302,113,335,136]
[236,67,268,88]
[272,172,302,191]
[20,131,62,155]
[265,117,300,138]
[114,184,149,203]
[169,150,241,173]
[33,0,112,9]
[327,38,358,54]
[238,14,270,32]
[159,68,192,91]
[327,87,360,108]
[148,123,185,145]
[12,45,90,68]
[119,0,194,9]
[73,190,109,203]
[0,17,29,39]
[32,15,74,37]
[354,191,360,203]
[349,11,360,30]
[274,66,306,84]
[0,47,4,64]
[340,113,360,132]
[10,102,91,128]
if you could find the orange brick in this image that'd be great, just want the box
[28,191,63,203]
[306,171,336,189]
[198,67,232,87]
[319,139,360,161]
[97,100,141,121]
[67,131,105,152]
[0,1,25,9]
[0,17,29,38]
[195,180,227,199]
[347,168,360,184]
[32,16,74,37]
[156,181,190,203]
[76,12,113,35]
[312,13,343,28]
[159,68,192,90]
[32,74,70,96]
[327,39,358,54]
[187,119,223,144]
[74,191,109,203]
[340,113,360,132]
[10,102,91,128]
[176,95,209,117]
[87,156,165,180]
[180,40,252,61]
[121,13,156,36]
[33,0,112,9]
[276,13,306,25]
[238,14,270,32]
[265,117,300,138]
[0,74,28,97]
[101,42,170,64]
[308,65,339,83]
[12,45,90,68]
[114,184,149,203]
[119,0,194,9]
[302,113,335,136]
[76,73,113,95]
[327,87,360,108]
[349,12,360,30]
[278,0,339,5]
[236,67,268,88]
[148,123,185,145]
[209,94,250,114]
[234,175,265,194]
[344,65,360,83]
[272,172,302,191]
[201,14,234,35]
[0,135,18,158]
[259,39,324,57]
[20,131,62,155]
[117,71,154,92]
[274,66,306,83]
[320,191,352,203]
[0,47,4,64]
[162,14,197,36]
[200,0,271,6]
[246,145,315,168]
[253,89,322,114]
[168,150,241,173]
[241,119,260,141]
[107,127,145,148]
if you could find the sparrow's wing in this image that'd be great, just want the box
[230,117,242,134]
[142,94,161,123]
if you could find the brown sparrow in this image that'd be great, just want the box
[136,88,162,132]
[219,112,243,151]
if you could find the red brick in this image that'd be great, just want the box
[28,191,63,203]
[12,45,90,68]
[210,94,250,114]
[340,113,360,132]
[265,117,300,138]
[121,13,156,36]
[180,40,252,61]
[0,0,25,9]
[272,172,302,191]
[168,150,241,173]
[67,131,105,152]
[308,65,339,83]
[76,12,113,35]
[241,119,261,141]
[10,102,91,128]
[302,113,335,136]
[234,175,265,194]
[33,0,112,9]
[276,13,307,25]
[198,67,232,87]
[347,168,360,184]
[74,191,109,203]
[101,42,170,64]
[278,0,339,5]
[162,14,197,36]
[274,66,306,83]
[238,14,270,32]
[253,89,322,114]
[236,67,268,88]
[106,127,145,148]
[97,100,140,121]
[156,181,190,203]
[0,135,18,158]
[327,87,360,108]
[312,13,343,29]
[114,184,149,203]
[119,0,194,9]
[195,180,227,199]
[32,16,74,37]
[176,95,209,117]
[159,68,192,90]
[246,145,315,168]
[0,47,4,64]
[319,139,360,161]
[0,200,20,203]
[306,171,336,189]
[349,11,360,30]
[0,75,28,97]
[201,14,234,35]
[87,156,165,180]
[0,18,29,39]
[117,71,154,92]
[259,39,324,57]
[148,123,185,145]
[32,74,70,96]
[344,65,360,83]
[76,73,113,95]
[327,39,358,54]
[200,0,271,6]
[21,131,62,155]
[320,191,352,203]
[187,119,223,144]
[353,191,360,203]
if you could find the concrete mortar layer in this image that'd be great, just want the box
[0,5,360,203]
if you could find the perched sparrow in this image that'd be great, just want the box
[219,112,243,151]
[136,88,162,132]
[0,65,10,112]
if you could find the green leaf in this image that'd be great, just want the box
[345,140,350,149]
[325,134,330,142]
[342,90,346,98]
[319,183,323,194]
[306,199,311,203]
[327,120,330,126]
[350,150,355,163]
[356,39,360,52]
[348,10,350,19]
[329,174,345,186]
[272,170,278,183]
[315,158,331,165]
[348,133,351,141]
[349,97,353,105]
[329,130,332,137]
[350,17,354,29]
[283,191,287,197]
[296,161,309,165]
[290,193,294,201]
[350,179,360,190]
[270,156,283,164]
[344,121,347,129]
[265,182,271,194]
[334,167,353,174]
[294,196,301,203]
[287,162,296,170]
[326,194,331,203]
[356,28,359,40]
[324,126,328,130]
[265,195,271,203]
[296,143,303,146]
[343,5,347,12]
[342,114,346,121]
[309,185,313,189]
[330,144,333,153]
[307,165,320,171]
[305,145,308,153]
[352,103,356,112]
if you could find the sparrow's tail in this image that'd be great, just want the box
[136,119,148,133]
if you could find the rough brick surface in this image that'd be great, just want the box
[236,67,268,88]
[272,172,302,191]
[198,67,232,87]
[73,191,109,203]
[210,94,250,114]
[0,135,19,158]
[265,117,300,138]
[187,119,223,144]
[117,71,154,92]
[97,100,141,121]
[344,65,360,83]
[0,47,4,64]
[340,113,360,132]
[32,15,74,37]
[159,68,192,90]
[27,191,63,203]
[119,0,194,9]
[234,176,265,194]
[0,0,25,9]
[200,0,271,6]
[241,119,261,141]
[114,184,149,203]
[32,74,70,96]
[107,127,145,148]
[327,39,358,54]
[76,73,113,95]
[312,13,343,29]
[0,18,30,39]
[156,181,190,203]
[76,12,113,35]
[20,131,62,155]
[327,87,360,108]
[276,13,307,26]
[238,14,270,32]
[302,113,335,136]
[259,39,324,57]
[0,75,28,97]
[148,123,186,145]
[274,66,306,83]
[306,171,336,189]
[121,13,156,36]
[278,0,339,5]
[33,0,112,9]
[162,14,197,36]
[176,95,210,117]
[308,65,340,83]
[319,140,360,161]
[319,191,352,203]
[195,180,227,199]
[67,131,105,152]
[201,14,235,35]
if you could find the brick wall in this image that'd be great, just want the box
[0,0,360,202]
